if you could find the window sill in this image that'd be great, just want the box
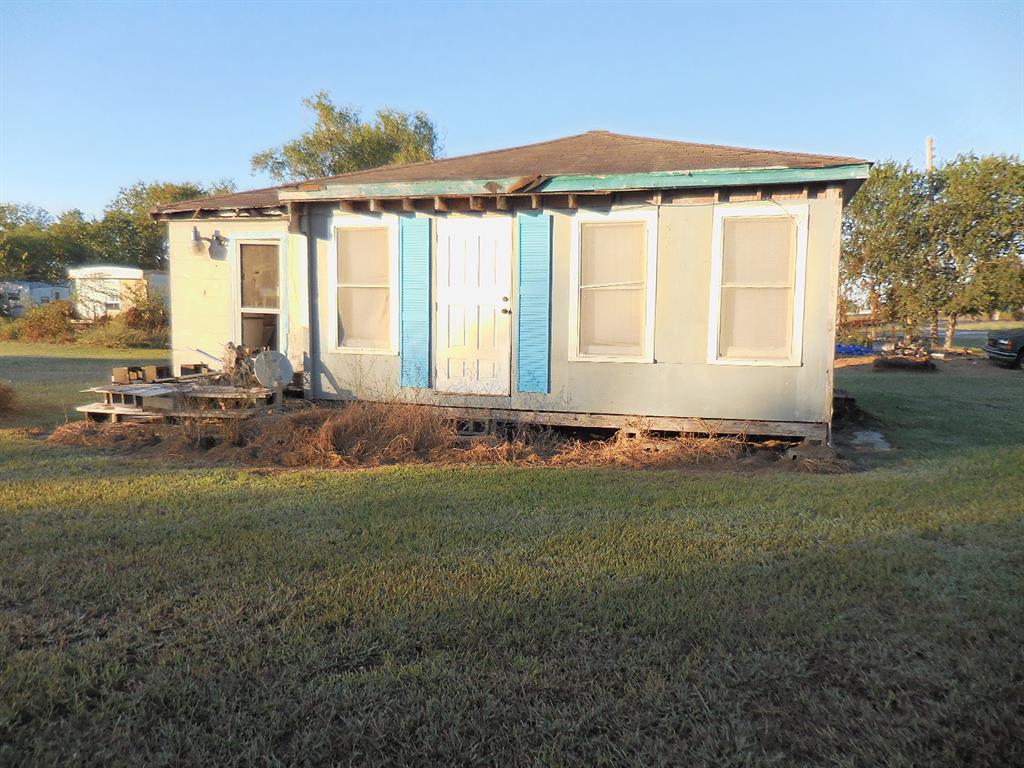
[331,347,398,356]
[569,355,654,364]
[708,357,802,367]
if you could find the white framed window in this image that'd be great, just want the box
[329,213,400,354]
[238,240,282,350]
[239,242,281,311]
[707,202,808,366]
[569,208,658,362]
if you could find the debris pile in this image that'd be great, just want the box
[76,345,291,423]
[873,341,936,372]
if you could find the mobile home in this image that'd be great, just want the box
[154,131,870,440]
[68,266,169,320]
[0,279,70,316]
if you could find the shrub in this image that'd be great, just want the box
[77,317,168,348]
[836,329,875,348]
[121,284,168,332]
[21,300,75,343]
[0,317,25,341]
[0,381,14,415]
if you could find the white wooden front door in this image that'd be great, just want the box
[435,217,513,395]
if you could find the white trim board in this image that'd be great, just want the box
[706,201,809,367]
[568,208,659,363]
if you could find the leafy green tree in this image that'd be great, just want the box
[0,220,56,281]
[1,180,233,280]
[0,204,60,281]
[842,161,935,337]
[0,203,52,230]
[928,154,1024,349]
[251,91,441,181]
[843,154,1024,349]
[49,210,102,269]
[100,180,235,269]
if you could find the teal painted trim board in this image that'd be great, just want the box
[535,164,871,193]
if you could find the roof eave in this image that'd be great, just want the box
[276,164,872,202]
[151,204,289,221]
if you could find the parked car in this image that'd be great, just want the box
[984,330,1024,368]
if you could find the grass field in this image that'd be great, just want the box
[1,343,1022,766]
[0,342,169,429]
[957,319,1024,332]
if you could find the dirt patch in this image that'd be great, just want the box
[45,401,848,473]
[835,356,878,368]
[873,356,937,372]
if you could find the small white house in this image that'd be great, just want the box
[154,131,872,441]
[67,266,169,320]
[0,280,71,317]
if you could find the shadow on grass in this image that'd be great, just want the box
[2,508,1020,767]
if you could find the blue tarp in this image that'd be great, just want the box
[836,343,875,357]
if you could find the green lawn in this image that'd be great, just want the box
[1,346,1022,766]
[958,319,1024,332]
[0,342,169,429]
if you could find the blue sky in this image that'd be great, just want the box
[1,0,1021,217]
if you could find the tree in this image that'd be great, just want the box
[842,154,1024,350]
[99,180,235,269]
[842,161,935,337]
[0,180,234,281]
[49,210,102,269]
[0,219,56,281]
[0,203,52,231]
[251,91,441,181]
[929,154,1024,349]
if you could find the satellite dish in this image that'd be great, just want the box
[253,350,294,388]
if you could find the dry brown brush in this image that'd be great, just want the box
[0,381,16,415]
[48,402,772,471]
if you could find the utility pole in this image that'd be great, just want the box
[924,135,938,347]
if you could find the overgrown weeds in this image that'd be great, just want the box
[47,401,799,471]
[76,317,168,348]
[21,300,75,343]
[0,317,26,341]
[1,286,168,348]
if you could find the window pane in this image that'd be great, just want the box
[722,217,794,286]
[240,244,279,309]
[338,286,390,349]
[580,222,644,287]
[241,313,277,350]
[579,286,644,357]
[719,286,791,359]
[338,228,389,285]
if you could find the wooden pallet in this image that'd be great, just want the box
[76,402,163,423]
[80,381,273,422]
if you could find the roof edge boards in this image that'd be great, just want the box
[278,176,527,202]
[537,164,871,193]
[277,165,871,202]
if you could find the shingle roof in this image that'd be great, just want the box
[154,185,284,215]
[312,130,867,184]
[153,131,868,215]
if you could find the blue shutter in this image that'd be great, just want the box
[400,216,431,388]
[516,213,552,393]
